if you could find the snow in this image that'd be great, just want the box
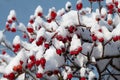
[0,31,4,43]
[75,53,88,67]
[17,23,26,32]
[9,10,16,17]
[61,10,79,27]
[91,43,103,58]
[70,34,81,51]
[80,67,86,77]
[106,0,113,4]
[13,35,21,45]
[11,22,16,28]
[34,5,43,17]
[57,8,65,16]
[44,46,64,71]
[101,7,107,16]
[4,49,28,74]
[65,1,72,11]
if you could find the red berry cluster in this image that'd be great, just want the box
[70,46,82,55]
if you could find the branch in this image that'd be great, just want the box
[96,55,120,61]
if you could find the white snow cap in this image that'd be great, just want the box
[0,31,4,43]
[7,10,16,20]
[17,23,26,32]
[4,49,27,74]
[70,34,81,51]
[11,22,16,28]
[106,0,112,4]
[30,15,35,20]
[88,71,96,80]
[80,67,86,77]
[36,27,46,40]
[57,8,65,16]
[13,35,21,45]
[101,7,107,16]
[61,10,78,27]
[118,2,120,8]
[107,14,112,20]
[77,0,82,4]
[65,1,72,11]
[34,5,43,16]
[9,10,16,17]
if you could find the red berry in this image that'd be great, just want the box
[38,12,42,17]
[17,64,22,72]
[3,74,8,78]
[11,27,16,32]
[98,37,104,42]
[29,19,34,24]
[47,18,52,23]
[113,36,119,42]
[13,43,21,49]
[80,77,86,80]
[23,33,27,38]
[12,16,16,21]
[68,26,75,33]
[62,37,67,43]
[108,20,113,25]
[8,72,15,79]
[44,43,50,49]
[29,38,34,43]
[6,24,11,31]
[13,48,19,53]
[40,57,46,68]
[70,50,79,55]
[20,60,24,65]
[46,71,53,76]
[30,55,35,61]
[114,1,118,7]
[108,10,113,14]
[56,35,63,41]
[53,70,59,75]
[91,34,97,41]
[36,73,43,78]
[8,19,13,24]
[118,8,120,13]
[67,73,73,79]
[27,27,34,33]
[36,60,41,66]
[2,50,6,55]
[78,46,82,52]
[27,62,34,69]
[107,4,114,10]
[56,49,62,55]
[76,3,83,10]
[36,40,43,46]
[98,29,102,32]
[51,11,57,20]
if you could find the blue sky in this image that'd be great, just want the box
[0,0,106,29]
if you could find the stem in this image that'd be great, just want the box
[77,11,81,25]
[90,2,93,13]
[98,1,102,14]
